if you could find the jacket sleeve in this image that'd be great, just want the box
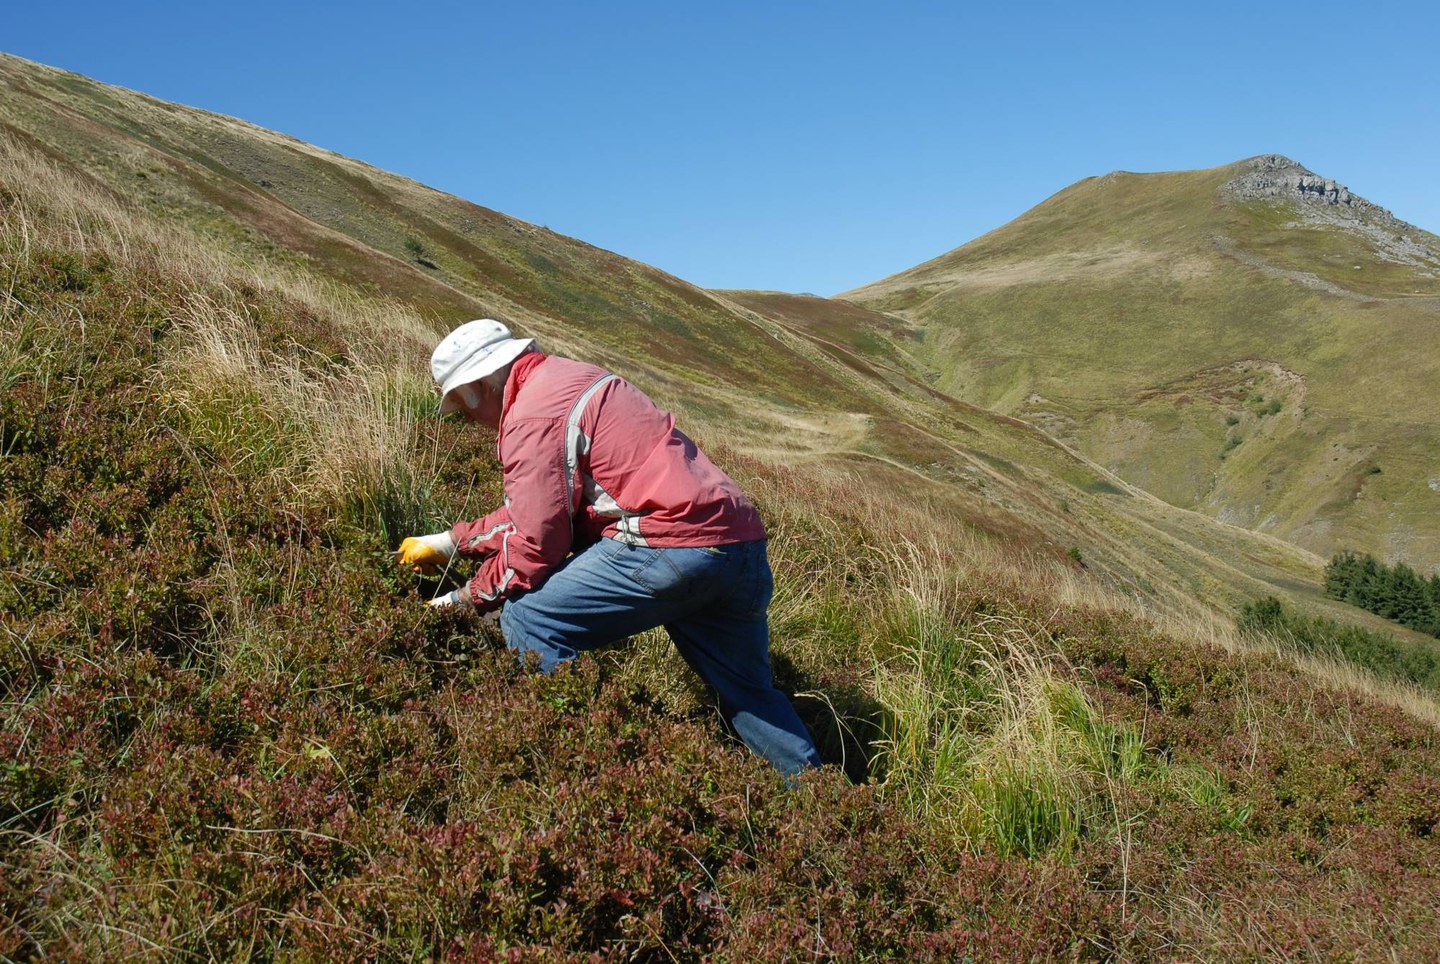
[452,505,513,558]
[462,416,575,612]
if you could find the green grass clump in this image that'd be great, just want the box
[870,604,1146,857]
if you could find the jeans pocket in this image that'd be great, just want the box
[617,546,692,600]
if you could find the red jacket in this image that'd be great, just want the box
[451,353,765,611]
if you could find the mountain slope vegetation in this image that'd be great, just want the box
[843,156,1440,572]
[1,51,1362,626]
[3,53,1440,959]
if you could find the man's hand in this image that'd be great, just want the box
[396,531,457,576]
[427,588,475,611]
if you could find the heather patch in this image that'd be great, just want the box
[4,132,1440,959]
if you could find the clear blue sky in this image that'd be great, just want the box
[6,2,1438,294]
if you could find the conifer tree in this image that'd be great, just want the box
[1325,551,1440,639]
[1390,562,1428,630]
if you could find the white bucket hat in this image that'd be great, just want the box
[431,319,537,414]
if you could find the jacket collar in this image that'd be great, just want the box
[499,351,547,428]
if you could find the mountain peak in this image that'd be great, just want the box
[1225,153,1393,222]
[1221,153,1440,273]
[1239,153,1309,174]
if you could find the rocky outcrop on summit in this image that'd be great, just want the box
[1228,154,1389,217]
[1226,154,1440,273]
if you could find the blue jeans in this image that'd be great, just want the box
[499,538,821,778]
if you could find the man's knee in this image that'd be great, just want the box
[497,596,524,645]
[498,597,573,673]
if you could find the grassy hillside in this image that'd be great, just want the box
[0,50,1363,628]
[4,55,1440,958]
[0,53,869,415]
[843,157,1440,572]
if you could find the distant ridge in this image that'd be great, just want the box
[843,155,1440,570]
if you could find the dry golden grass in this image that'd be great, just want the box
[1156,608,1440,730]
[0,131,439,355]
[2,132,450,535]
[745,453,1440,742]
[168,288,429,500]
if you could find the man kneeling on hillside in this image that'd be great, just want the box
[396,319,821,778]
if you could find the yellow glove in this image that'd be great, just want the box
[395,531,456,576]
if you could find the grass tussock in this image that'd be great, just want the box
[168,288,448,543]
[873,606,1144,857]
